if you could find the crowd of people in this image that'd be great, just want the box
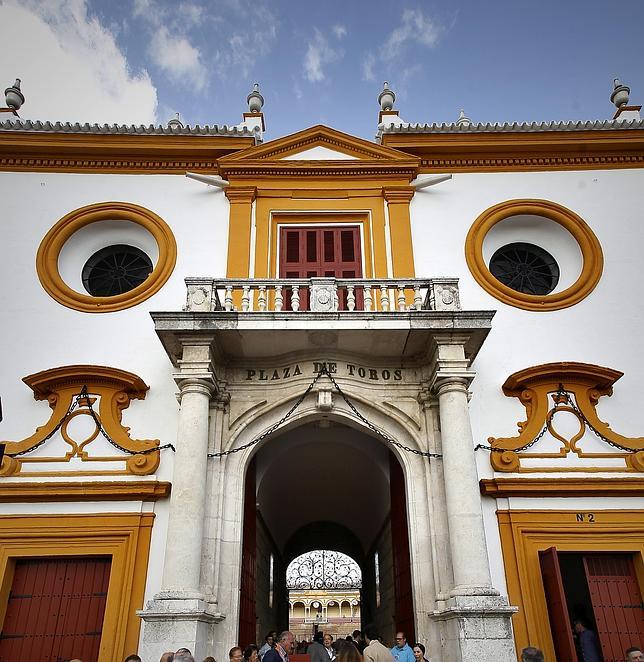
[66,628,644,661]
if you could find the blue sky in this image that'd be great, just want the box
[2,0,644,140]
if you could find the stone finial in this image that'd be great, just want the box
[4,79,24,110]
[167,113,184,129]
[378,81,396,111]
[247,83,264,113]
[611,78,630,109]
[456,109,471,127]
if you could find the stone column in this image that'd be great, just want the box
[161,377,214,593]
[436,377,495,595]
[139,343,223,661]
[430,343,516,662]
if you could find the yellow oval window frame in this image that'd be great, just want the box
[465,199,603,311]
[37,201,177,313]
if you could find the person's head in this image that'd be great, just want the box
[363,624,379,645]
[278,631,295,655]
[626,648,644,662]
[265,632,276,646]
[573,619,588,634]
[352,630,362,642]
[203,657,217,662]
[314,631,324,643]
[229,647,243,662]
[175,652,195,662]
[160,653,175,662]
[412,644,425,661]
[323,634,333,648]
[337,643,362,662]
[520,647,545,662]
[394,632,407,649]
[125,656,142,662]
[243,645,259,662]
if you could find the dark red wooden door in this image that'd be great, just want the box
[539,547,577,662]
[279,226,363,310]
[0,556,111,662]
[238,458,257,647]
[584,554,644,662]
[389,452,415,644]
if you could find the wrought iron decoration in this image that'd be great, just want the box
[286,550,362,590]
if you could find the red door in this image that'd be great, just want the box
[238,458,257,647]
[584,554,644,661]
[389,452,415,644]
[539,547,577,662]
[0,556,111,662]
[279,226,363,310]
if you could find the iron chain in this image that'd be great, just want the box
[475,383,637,454]
[209,366,441,460]
[4,385,174,458]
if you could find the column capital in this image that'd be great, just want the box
[225,186,257,204]
[382,186,415,204]
[433,375,473,397]
[174,377,216,401]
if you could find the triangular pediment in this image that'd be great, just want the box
[219,125,418,164]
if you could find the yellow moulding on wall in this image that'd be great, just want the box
[0,512,155,661]
[497,509,644,660]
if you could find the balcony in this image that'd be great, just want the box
[152,276,494,364]
[183,277,462,313]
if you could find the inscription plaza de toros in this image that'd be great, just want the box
[244,362,403,382]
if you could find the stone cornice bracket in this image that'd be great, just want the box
[224,186,257,204]
[382,186,415,203]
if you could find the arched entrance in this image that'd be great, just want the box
[238,418,415,647]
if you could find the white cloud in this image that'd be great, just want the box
[304,28,342,83]
[332,24,347,39]
[362,52,376,82]
[0,0,157,124]
[385,8,442,55]
[148,26,207,90]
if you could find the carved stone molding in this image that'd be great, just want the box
[0,365,161,477]
[488,362,644,473]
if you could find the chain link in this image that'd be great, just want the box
[209,366,441,460]
[475,383,637,454]
[4,385,174,458]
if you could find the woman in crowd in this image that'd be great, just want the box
[412,643,429,662]
[323,633,336,661]
[244,644,259,662]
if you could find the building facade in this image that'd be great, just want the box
[0,80,643,662]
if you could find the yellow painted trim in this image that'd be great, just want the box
[465,199,604,311]
[1,365,160,476]
[381,128,644,173]
[0,512,154,661]
[0,131,254,174]
[497,509,644,661]
[383,187,416,278]
[481,477,644,497]
[0,480,171,502]
[36,201,177,313]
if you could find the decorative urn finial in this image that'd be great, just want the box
[247,83,264,113]
[611,78,630,109]
[4,79,25,110]
[456,109,471,126]
[378,81,396,111]
[167,112,184,129]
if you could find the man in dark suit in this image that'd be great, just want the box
[263,631,295,662]
[308,631,328,662]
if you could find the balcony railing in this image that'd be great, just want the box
[184,277,461,313]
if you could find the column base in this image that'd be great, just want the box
[137,592,225,661]
[431,595,518,662]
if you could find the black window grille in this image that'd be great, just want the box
[82,244,153,297]
[489,242,560,295]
